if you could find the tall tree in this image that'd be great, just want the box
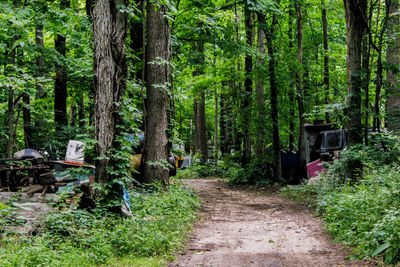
[343,0,367,144]
[144,0,171,183]
[129,0,144,81]
[321,0,330,122]
[54,0,70,129]
[373,2,387,132]
[93,0,127,185]
[386,0,400,131]
[35,22,45,98]
[362,3,374,144]
[192,41,208,163]
[295,2,306,171]
[242,3,254,166]
[254,25,266,157]
[258,9,282,181]
[288,5,295,152]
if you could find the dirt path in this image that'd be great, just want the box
[171,178,373,267]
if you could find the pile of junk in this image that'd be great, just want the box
[304,122,347,179]
[0,140,94,196]
[280,121,347,181]
[0,141,95,234]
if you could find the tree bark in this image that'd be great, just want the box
[54,0,70,130]
[295,2,306,171]
[258,11,282,181]
[220,90,226,154]
[70,104,77,127]
[321,0,330,122]
[373,10,387,132]
[35,23,45,98]
[214,88,218,166]
[22,93,32,148]
[93,0,127,185]
[144,0,170,183]
[193,100,198,154]
[362,4,374,145]
[343,0,367,145]
[254,25,266,157]
[386,0,400,132]
[6,32,18,158]
[192,41,208,163]
[288,6,295,152]
[242,4,253,166]
[6,89,15,158]
[197,92,208,163]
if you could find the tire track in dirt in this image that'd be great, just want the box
[171,178,374,267]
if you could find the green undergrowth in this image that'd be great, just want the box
[0,182,199,267]
[282,144,400,265]
[176,152,274,187]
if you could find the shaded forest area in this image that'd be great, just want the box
[1,0,399,186]
[1,0,400,265]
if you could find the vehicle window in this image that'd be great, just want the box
[325,133,341,149]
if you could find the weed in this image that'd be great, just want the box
[282,149,400,265]
[0,181,199,266]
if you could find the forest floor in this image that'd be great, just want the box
[171,178,375,267]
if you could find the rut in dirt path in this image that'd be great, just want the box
[171,178,373,267]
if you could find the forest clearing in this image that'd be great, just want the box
[1,0,400,266]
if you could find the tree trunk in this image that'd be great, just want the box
[242,4,253,166]
[373,19,386,132]
[6,33,18,158]
[259,11,282,181]
[321,0,330,122]
[214,89,218,166]
[93,0,127,185]
[220,90,226,154]
[343,0,367,145]
[197,92,208,163]
[6,89,15,158]
[78,95,85,128]
[362,31,371,144]
[35,23,45,98]
[22,93,32,148]
[362,4,374,145]
[54,0,70,129]
[130,0,144,80]
[144,0,170,183]
[288,6,295,152]
[193,100,198,154]
[254,25,266,157]
[70,104,77,127]
[268,13,282,181]
[386,0,400,132]
[295,3,306,171]
[234,3,242,153]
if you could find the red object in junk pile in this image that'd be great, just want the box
[306,159,324,178]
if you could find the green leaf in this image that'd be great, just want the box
[372,242,390,257]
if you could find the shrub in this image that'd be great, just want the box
[282,153,400,265]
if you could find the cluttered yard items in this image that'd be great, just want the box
[0,141,96,235]
[304,122,347,178]
[0,141,94,195]
[0,149,73,194]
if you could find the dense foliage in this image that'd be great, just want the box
[0,0,399,265]
[282,134,400,264]
[0,182,199,266]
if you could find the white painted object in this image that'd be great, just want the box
[65,140,85,164]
